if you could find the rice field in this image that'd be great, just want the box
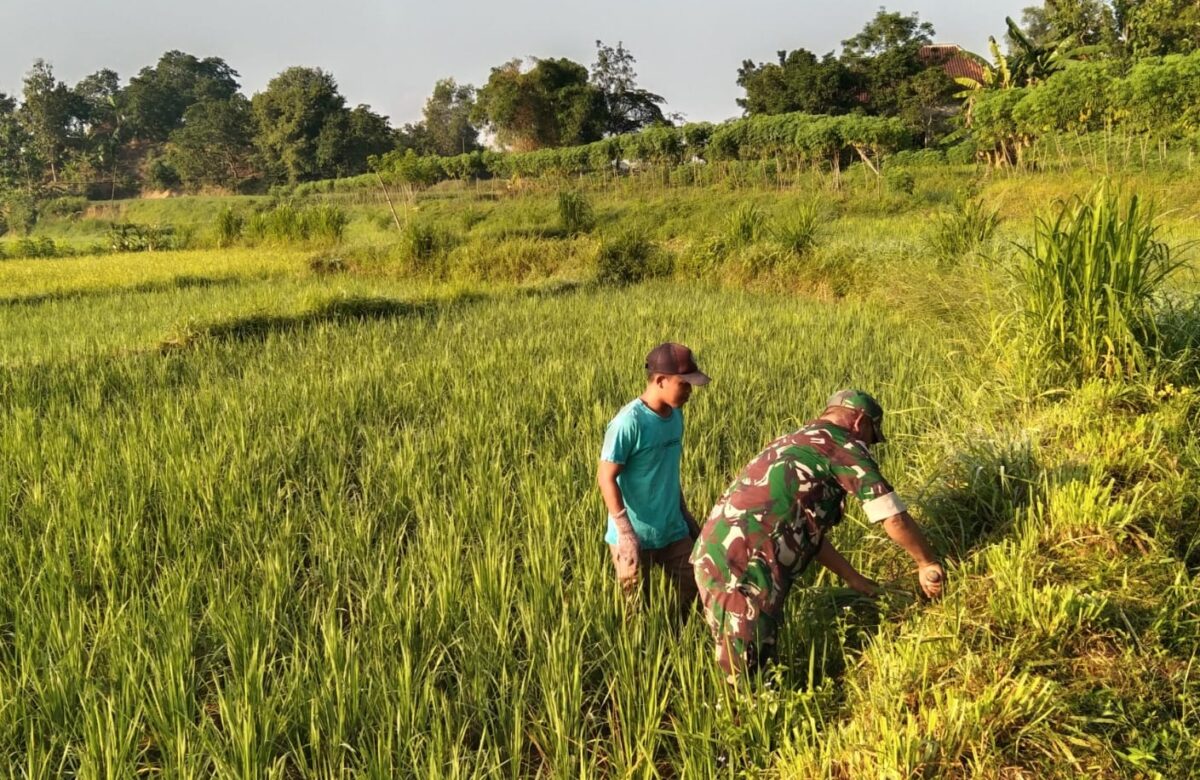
[2,177,1199,777]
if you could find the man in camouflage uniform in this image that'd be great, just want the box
[691,389,945,678]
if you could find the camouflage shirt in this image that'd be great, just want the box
[692,420,907,596]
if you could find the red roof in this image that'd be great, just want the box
[919,44,986,83]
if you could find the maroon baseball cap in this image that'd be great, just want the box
[645,342,710,385]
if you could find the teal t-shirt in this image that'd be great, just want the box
[600,399,688,549]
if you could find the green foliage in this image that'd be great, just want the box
[556,190,594,235]
[1,235,62,259]
[884,167,915,194]
[107,222,181,252]
[594,229,665,284]
[473,57,607,150]
[1,191,38,235]
[1016,184,1180,379]
[165,96,257,190]
[40,196,87,219]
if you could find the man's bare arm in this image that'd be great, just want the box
[814,538,878,595]
[881,511,944,598]
[598,461,639,563]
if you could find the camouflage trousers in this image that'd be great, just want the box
[608,536,698,622]
[695,567,793,678]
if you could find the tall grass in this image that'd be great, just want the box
[1016,183,1180,380]
[556,190,594,236]
[926,198,1000,265]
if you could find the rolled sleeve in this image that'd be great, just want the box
[862,491,908,523]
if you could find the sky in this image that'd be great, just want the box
[0,0,1030,126]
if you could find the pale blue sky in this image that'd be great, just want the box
[0,0,1029,125]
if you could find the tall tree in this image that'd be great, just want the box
[125,51,240,141]
[737,49,858,115]
[420,79,480,156]
[73,69,126,195]
[1117,0,1200,55]
[590,41,666,135]
[840,10,953,124]
[0,93,32,192]
[18,60,77,185]
[1013,1,1119,51]
[474,57,606,150]
[252,66,360,182]
[166,96,257,189]
[317,104,395,177]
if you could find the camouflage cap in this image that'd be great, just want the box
[826,389,886,442]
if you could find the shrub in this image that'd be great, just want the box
[884,167,915,195]
[926,198,1000,265]
[309,254,350,275]
[1,192,38,236]
[41,196,88,219]
[595,230,668,285]
[108,223,178,252]
[1016,184,1180,380]
[402,220,455,263]
[557,190,594,236]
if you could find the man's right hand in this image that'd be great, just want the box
[615,531,641,570]
[918,562,945,600]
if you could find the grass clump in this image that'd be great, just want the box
[926,198,1000,265]
[1016,183,1180,381]
[557,190,594,236]
[772,200,824,257]
[595,230,667,285]
[215,206,244,248]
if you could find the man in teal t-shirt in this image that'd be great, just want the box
[597,342,710,620]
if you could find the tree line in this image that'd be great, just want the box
[0,1,1196,216]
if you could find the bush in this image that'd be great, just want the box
[1,192,38,236]
[884,167,915,195]
[1,236,63,259]
[595,230,668,285]
[557,190,594,236]
[108,223,179,252]
[41,196,88,219]
[926,198,1000,265]
[401,220,455,263]
[1016,184,1180,380]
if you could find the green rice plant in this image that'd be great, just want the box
[556,190,594,236]
[925,198,1001,265]
[772,200,824,256]
[1016,183,1181,380]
